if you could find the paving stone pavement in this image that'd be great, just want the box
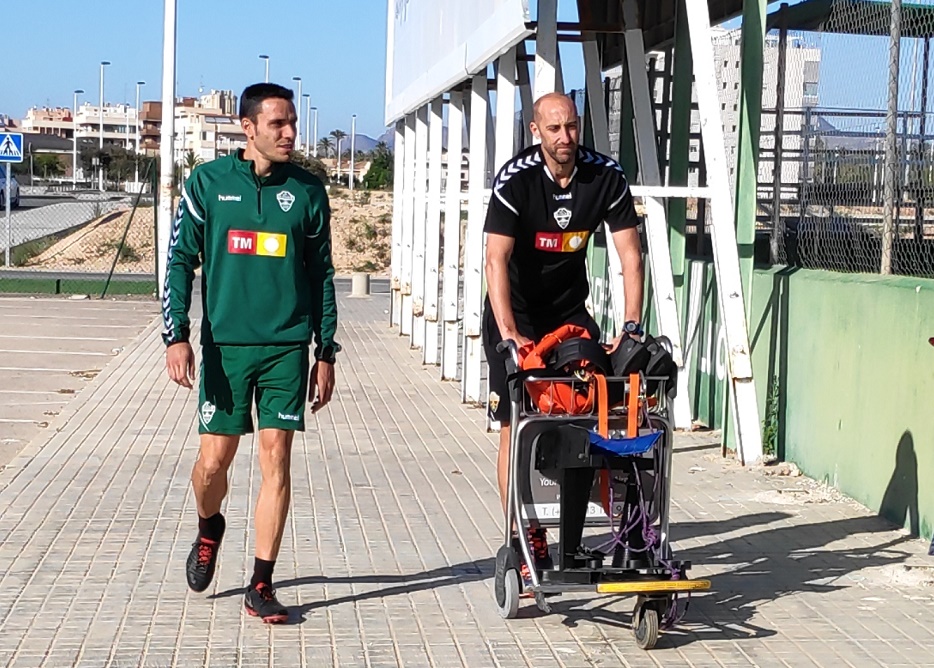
[1,284,933,667]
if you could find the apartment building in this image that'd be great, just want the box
[21,103,142,151]
[606,27,821,190]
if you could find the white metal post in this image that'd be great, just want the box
[621,0,693,430]
[260,55,269,82]
[390,119,405,327]
[349,114,356,190]
[486,48,518,430]
[98,60,110,192]
[495,49,517,173]
[684,0,763,464]
[400,113,417,337]
[157,0,176,301]
[534,0,558,100]
[423,96,444,366]
[135,81,144,186]
[441,91,465,380]
[463,72,490,404]
[516,42,534,149]
[411,105,429,350]
[303,94,311,156]
[4,164,10,268]
[292,77,302,152]
[73,89,83,190]
[312,108,318,157]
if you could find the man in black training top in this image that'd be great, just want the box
[163,83,339,623]
[482,92,644,576]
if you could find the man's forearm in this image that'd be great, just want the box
[612,228,645,328]
[622,248,644,325]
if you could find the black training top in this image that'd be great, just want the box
[483,144,639,328]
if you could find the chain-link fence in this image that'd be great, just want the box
[760,0,934,277]
[0,159,157,297]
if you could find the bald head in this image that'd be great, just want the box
[532,92,578,124]
[530,92,580,168]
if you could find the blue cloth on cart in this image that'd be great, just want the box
[588,430,661,456]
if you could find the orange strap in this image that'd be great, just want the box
[596,374,611,515]
[628,373,639,437]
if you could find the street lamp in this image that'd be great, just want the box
[349,114,356,191]
[73,89,84,190]
[303,93,310,156]
[311,106,318,157]
[292,76,302,154]
[259,54,269,82]
[98,60,110,191]
[135,81,145,186]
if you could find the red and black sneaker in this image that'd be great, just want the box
[527,527,553,570]
[186,530,224,593]
[244,583,289,623]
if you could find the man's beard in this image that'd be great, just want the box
[546,143,575,165]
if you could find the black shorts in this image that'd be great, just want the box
[481,303,600,424]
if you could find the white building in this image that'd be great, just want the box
[21,103,142,151]
[606,27,821,191]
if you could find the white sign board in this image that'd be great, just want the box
[385,0,532,125]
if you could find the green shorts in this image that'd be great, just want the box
[197,343,310,435]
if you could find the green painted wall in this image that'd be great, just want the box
[748,267,934,540]
[588,252,934,540]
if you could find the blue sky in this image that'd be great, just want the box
[4,1,391,140]
[3,0,931,142]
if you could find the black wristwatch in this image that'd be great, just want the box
[315,343,341,364]
[623,320,644,337]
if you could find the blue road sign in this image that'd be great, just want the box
[0,133,24,163]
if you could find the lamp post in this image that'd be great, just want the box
[259,54,269,82]
[73,89,84,190]
[303,94,310,156]
[312,106,318,157]
[349,114,356,190]
[99,60,110,191]
[292,76,302,154]
[135,80,145,186]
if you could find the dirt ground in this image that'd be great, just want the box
[22,186,394,277]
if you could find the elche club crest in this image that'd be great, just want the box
[200,401,215,424]
[554,207,572,229]
[277,190,295,212]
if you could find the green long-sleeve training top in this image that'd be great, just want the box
[161,150,338,359]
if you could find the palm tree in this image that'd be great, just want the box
[318,137,333,158]
[329,130,347,161]
[373,141,390,158]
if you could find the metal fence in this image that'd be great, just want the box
[760,0,934,277]
[0,161,158,297]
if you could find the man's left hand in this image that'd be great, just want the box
[309,360,335,413]
[605,332,642,352]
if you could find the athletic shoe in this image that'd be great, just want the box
[186,527,224,593]
[244,583,289,623]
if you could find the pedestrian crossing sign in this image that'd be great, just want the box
[0,133,23,163]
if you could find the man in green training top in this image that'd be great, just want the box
[162,82,339,623]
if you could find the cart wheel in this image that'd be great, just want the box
[633,600,659,650]
[494,545,521,619]
[534,590,552,614]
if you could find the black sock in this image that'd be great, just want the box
[198,512,225,542]
[251,558,276,589]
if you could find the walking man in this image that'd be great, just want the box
[162,83,340,623]
[482,92,644,576]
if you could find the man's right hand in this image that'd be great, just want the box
[166,342,196,389]
[503,330,534,350]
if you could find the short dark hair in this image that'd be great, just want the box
[239,83,294,121]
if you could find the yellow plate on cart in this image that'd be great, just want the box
[596,579,711,594]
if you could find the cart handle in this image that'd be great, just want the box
[496,339,521,366]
